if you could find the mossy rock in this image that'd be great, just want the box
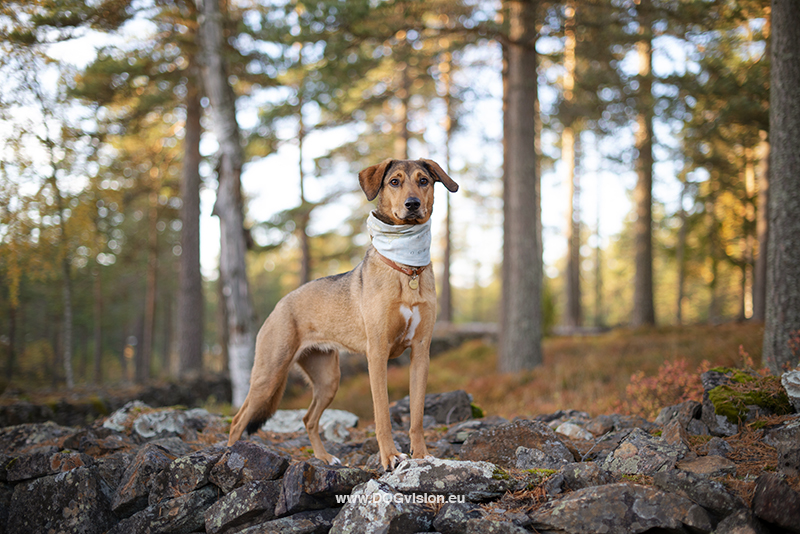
[708,375,792,425]
[470,403,485,419]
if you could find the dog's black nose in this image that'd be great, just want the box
[405,197,421,211]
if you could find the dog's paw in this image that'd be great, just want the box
[387,453,410,471]
[328,456,342,466]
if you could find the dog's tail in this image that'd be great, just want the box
[229,367,291,444]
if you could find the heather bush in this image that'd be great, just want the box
[618,358,709,420]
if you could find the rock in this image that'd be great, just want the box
[433,501,485,534]
[210,440,291,493]
[777,440,800,476]
[460,419,574,469]
[515,445,572,470]
[111,443,175,516]
[148,444,225,504]
[102,401,152,433]
[660,419,692,455]
[676,455,737,477]
[715,509,771,534]
[108,484,218,534]
[764,415,800,447]
[61,427,135,456]
[391,390,474,425]
[259,409,359,433]
[239,507,340,534]
[275,460,372,516]
[534,409,591,427]
[586,414,615,436]
[558,462,615,491]
[702,400,739,437]
[204,479,282,534]
[464,518,530,534]
[602,428,685,475]
[752,473,800,533]
[329,479,434,534]
[653,468,745,519]
[103,401,212,441]
[94,451,132,501]
[5,447,94,482]
[705,436,733,457]
[0,421,78,455]
[379,457,515,501]
[655,400,703,427]
[444,417,508,444]
[781,370,800,412]
[555,422,594,441]
[7,466,116,534]
[530,483,713,534]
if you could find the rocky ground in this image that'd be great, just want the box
[1,369,799,534]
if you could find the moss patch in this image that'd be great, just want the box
[708,375,792,425]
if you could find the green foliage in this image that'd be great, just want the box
[708,376,793,425]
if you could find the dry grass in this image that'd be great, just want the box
[280,321,764,422]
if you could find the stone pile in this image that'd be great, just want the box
[0,379,798,534]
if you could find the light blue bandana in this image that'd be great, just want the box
[367,211,432,267]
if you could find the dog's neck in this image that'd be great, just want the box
[367,211,431,267]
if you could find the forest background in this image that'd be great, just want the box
[0,0,795,415]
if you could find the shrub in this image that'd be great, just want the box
[618,358,709,420]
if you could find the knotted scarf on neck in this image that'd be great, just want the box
[366,211,432,267]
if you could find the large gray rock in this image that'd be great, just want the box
[0,421,78,455]
[108,485,218,534]
[655,400,703,428]
[149,444,225,504]
[210,440,291,493]
[204,479,282,534]
[530,483,713,534]
[715,509,771,534]
[558,462,615,491]
[259,409,358,433]
[7,466,116,534]
[5,447,94,482]
[652,468,745,519]
[602,427,685,475]
[782,370,800,412]
[391,390,474,426]
[275,460,372,516]
[433,502,485,534]
[329,479,434,534]
[460,419,573,469]
[239,507,341,534]
[379,457,515,502]
[111,443,174,516]
[752,473,800,533]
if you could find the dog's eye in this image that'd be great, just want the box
[419,177,429,185]
[389,178,400,186]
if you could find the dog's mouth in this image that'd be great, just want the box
[396,208,428,224]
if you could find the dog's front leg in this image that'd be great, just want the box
[408,341,430,459]
[366,348,407,470]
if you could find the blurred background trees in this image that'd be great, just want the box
[2,0,792,395]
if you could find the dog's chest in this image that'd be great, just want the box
[397,304,422,342]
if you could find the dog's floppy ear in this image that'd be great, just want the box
[358,159,394,201]
[421,159,459,192]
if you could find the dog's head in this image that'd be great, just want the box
[358,159,459,225]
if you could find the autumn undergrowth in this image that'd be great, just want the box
[281,321,764,422]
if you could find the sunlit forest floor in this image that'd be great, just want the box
[281,321,764,422]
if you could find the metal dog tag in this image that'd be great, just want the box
[409,277,419,290]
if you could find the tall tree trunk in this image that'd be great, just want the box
[197,0,256,406]
[394,62,411,160]
[764,0,800,374]
[563,0,581,329]
[439,51,455,324]
[298,106,311,286]
[5,304,16,381]
[676,179,688,325]
[752,135,769,322]
[93,265,103,383]
[138,193,158,384]
[594,177,603,328]
[632,0,655,327]
[53,178,74,389]
[177,75,204,379]
[500,0,542,372]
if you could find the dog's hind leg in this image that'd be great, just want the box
[297,348,341,465]
[227,331,298,446]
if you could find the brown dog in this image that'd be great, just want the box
[227,158,458,470]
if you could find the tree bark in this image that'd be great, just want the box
[93,266,103,383]
[298,107,311,286]
[631,0,655,327]
[138,193,158,384]
[676,179,688,325]
[177,75,204,379]
[752,136,769,322]
[439,51,455,324]
[197,0,256,406]
[499,0,542,372]
[763,0,800,374]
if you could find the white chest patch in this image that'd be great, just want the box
[399,305,422,342]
